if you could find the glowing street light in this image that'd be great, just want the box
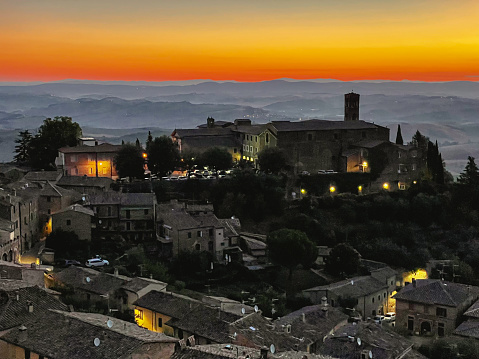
[329,186,336,193]
[383,182,389,190]
[300,188,307,195]
[358,185,362,194]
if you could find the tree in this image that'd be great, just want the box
[13,130,32,163]
[199,147,233,170]
[458,156,479,187]
[257,147,288,174]
[45,229,82,259]
[267,229,317,279]
[114,144,145,180]
[147,136,180,176]
[146,131,153,151]
[395,124,404,145]
[325,243,361,276]
[28,116,82,170]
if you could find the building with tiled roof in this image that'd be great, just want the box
[52,204,95,241]
[57,142,122,179]
[0,309,177,359]
[303,275,390,319]
[393,279,479,337]
[157,202,232,259]
[134,290,202,335]
[23,170,63,184]
[57,175,114,194]
[86,192,156,241]
[0,281,69,331]
[319,321,427,359]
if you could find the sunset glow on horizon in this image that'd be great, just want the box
[2,0,479,83]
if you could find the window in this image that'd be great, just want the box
[66,219,71,226]
[209,229,213,236]
[30,213,33,220]
[384,293,386,298]
[195,243,201,251]
[208,241,213,251]
[135,309,143,320]
[234,148,237,153]
[89,167,93,174]
[24,217,27,225]
[307,133,313,141]
[46,196,51,202]
[15,221,18,229]
[362,131,366,138]
[334,133,339,140]
[197,231,202,237]
[438,322,445,337]
[144,209,149,215]
[126,222,131,231]
[250,145,253,152]
[108,206,112,216]
[255,136,258,142]
[126,210,131,219]
[408,316,414,331]
[188,232,192,238]
[378,295,381,300]
[372,297,375,303]
[436,307,447,317]
[266,133,269,143]
[47,209,51,215]
[158,317,163,328]
[24,349,31,359]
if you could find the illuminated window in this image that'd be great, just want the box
[197,231,202,237]
[135,309,143,319]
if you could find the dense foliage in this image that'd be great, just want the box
[113,144,145,180]
[147,136,180,176]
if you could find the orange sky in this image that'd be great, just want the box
[1,0,479,82]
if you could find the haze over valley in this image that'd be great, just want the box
[1,79,478,176]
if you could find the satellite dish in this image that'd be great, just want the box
[254,305,259,313]
[357,337,361,346]
[107,319,113,328]
[82,196,86,201]
[270,344,276,354]
[86,277,91,283]
[94,338,101,347]
[241,307,246,315]
[369,350,373,358]
[98,220,102,224]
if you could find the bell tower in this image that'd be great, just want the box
[344,92,360,121]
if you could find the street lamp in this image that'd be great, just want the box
[329,186,336,193]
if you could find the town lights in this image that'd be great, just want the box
[300,188,306,195]
[358,185,362,194]
[383,183,389,190]
[142,153,147,158]
[329,186,336,193]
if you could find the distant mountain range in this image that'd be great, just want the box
[0,79,478,176]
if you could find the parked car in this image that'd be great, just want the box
[318,170,327,174]
[373,315,385,324]
[384,312,396,322]
[85,258,109,267]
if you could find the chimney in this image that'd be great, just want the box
[15,291,19,301]
[114,268,119,277]
[302,313,306,323]
[27,301,33,313]
[18,325,27,343]
[412,278,417,288]
[322,307,329,318]
[321,296,328,307]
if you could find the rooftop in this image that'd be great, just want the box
[393,279,479,307]
[304,276,388,298]
[133,290,201,319]
[0,309,176,359]
[58,143,121,154]
[270,119,386,133]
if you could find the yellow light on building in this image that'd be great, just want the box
[329,186,336,193]
[362,161,368,167]
[358,185,362,194]
[383,183,389,190]
[143,153,148,158]
[300,188,306,195]
[413,180,417,184]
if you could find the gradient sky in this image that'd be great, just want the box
[1,0,478,82]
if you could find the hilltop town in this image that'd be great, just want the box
[1,93,479,359]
